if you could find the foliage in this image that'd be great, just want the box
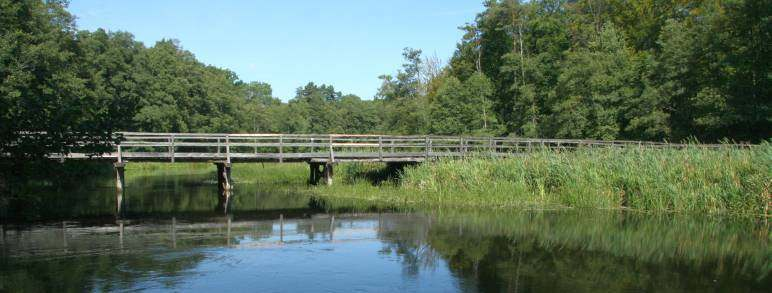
[446,0,770,142]
[0,0,121,161]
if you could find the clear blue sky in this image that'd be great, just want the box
[68,0,484,100]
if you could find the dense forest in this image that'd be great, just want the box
[1,0,769,160]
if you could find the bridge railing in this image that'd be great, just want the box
[106,132,753,163]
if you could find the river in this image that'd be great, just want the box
[0,168,769,292]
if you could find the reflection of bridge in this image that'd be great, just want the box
[54,132,749,190]
[1,213,401,256]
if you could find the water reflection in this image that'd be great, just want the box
[4,170,316,222]
[215,189,232,215]
[0,170,769,292]
[1,212,769,292]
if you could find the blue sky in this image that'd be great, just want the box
[68,0,484,100]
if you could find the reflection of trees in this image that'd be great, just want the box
[377,215,439,278]
[379,211,770,292]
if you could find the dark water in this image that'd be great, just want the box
[0,170,769,292]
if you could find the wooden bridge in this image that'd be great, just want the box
[49,132,748,191]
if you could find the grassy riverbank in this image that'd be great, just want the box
[313,144,771,216]
[5,144,767,218]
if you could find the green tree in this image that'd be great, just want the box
[429,73,498,135]
[242,82,281,132]
[550,23,634,140]
[377,48,429,134]
[0,0,118,161]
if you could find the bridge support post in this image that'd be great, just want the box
[323,163,334,186]
[114,162,126,191]
[308,162,323,185]
[215,162,233,191]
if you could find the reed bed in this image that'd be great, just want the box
[395,144,770,215]
[314,144,771,216]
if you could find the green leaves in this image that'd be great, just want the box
[443,0,769,142]
[550,23,632,140]
[430,73,499,135]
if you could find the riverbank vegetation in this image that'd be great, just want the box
[312,145,771,216]
[97,145,767,216]
[2,145,768,220]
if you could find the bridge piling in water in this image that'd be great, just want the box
[323,163,334,186]
[215,162,233,191]
[308,162,322,185]
[308,162,334,186]
[114,162,126,191]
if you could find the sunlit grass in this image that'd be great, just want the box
[315,143,771,216]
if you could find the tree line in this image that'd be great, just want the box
[412,0,769,142]
[1,0,769,162]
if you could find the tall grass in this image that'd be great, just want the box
[395,144,770,215]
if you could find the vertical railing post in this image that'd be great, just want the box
[489,138,494,157]
[225,135,231,164]
[378,136,383,161]
[254,138,257,154]
[279,134,284,163]
[460,137,466,157]
[429,137,433,157]
[328,135,335,163]
[217,138,221,154]
[169,134,175,163]
[117,144,122,163]
[424,136,430,160]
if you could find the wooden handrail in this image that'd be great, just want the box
[18,132,755,163]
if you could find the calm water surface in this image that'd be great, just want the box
[0,169,769,292]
